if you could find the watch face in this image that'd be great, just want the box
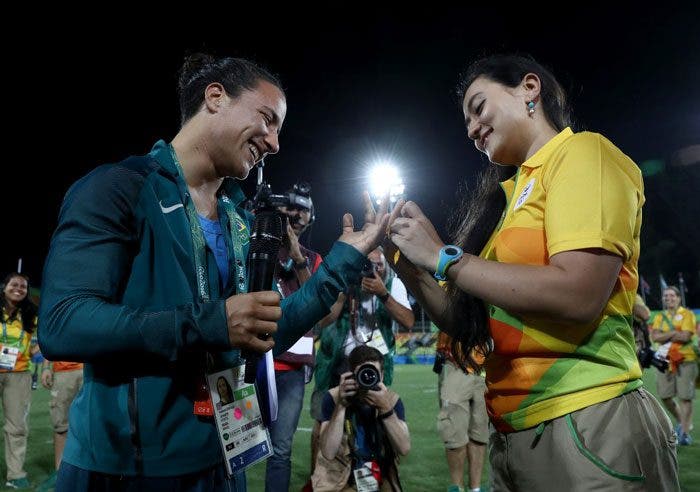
[444,246,460,257]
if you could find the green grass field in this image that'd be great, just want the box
[2,366,698,491]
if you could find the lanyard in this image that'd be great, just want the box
[662,311,677,332]
[169,145,248,300]
[1,321,25,348]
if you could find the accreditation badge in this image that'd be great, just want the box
[207,365,272,476]
[353,462,381,492]
[367,331,389,355]
[0,346,20,371]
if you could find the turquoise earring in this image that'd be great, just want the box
[527,101,535,115]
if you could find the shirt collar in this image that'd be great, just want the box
[521,127,574,169]
[149,139,247,207]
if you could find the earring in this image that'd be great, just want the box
[527,101,535,116]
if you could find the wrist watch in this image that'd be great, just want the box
[434,245,463,281]
[293,257,310,270]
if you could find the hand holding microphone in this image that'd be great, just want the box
[225,291,280,353]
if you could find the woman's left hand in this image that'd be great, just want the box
[337,192,390,255]
[388,201,443,272]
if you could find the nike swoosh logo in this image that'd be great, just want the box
[160,201,184,214]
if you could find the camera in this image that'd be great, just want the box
[354,363,381,390]
[637,347,669,373]
[360,259,378,278]
[432,351,446,375]
[249,181,314,215]
[633,319,668,373]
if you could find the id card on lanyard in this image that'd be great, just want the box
[207,366,273,475]
[353,462,381,492]
[0,322,24,371]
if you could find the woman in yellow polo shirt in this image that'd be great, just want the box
[1,272,39,489]
[651,285,697,445]
[386,55,677,490]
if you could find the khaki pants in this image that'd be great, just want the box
[0,372,31,480]
[50,369,83,433]
[657,361,698,400]
[489,389,679,491]
[437,361,489,447]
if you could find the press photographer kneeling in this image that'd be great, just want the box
[313,346,410,492]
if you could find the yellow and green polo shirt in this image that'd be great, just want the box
[652,306,697,362]
[1,308,34,373]
[482,128,644,432]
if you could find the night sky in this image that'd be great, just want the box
[8,8,700,306]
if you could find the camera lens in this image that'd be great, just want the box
[356,363,380,390]
[361,259,375,278]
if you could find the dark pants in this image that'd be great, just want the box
[265,367,306,492]
[56,461,246,492]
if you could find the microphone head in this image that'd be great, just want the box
[249,211,283,256]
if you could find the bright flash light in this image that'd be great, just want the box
[368,162,405,202]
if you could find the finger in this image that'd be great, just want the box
[244,336,275,353]
[376,192,390,219]
[254,291,282,305]
[342,213,354,235]
[401,201,425,219]
[388,199,405,227]
[286,221,295,236]
[389,218,413,233]
[256,305,282,322]
[377,213,390,237]
[390,233,407,249]
[251,319,278,335]
[362,191,376,224]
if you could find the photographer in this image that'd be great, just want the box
[313,346,410,492]
[309,249,413,484]
[435,332,487,492]
[266,182,327,492]
[651,286,698,446]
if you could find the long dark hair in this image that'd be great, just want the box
[1,272,38,334]
[177,53,283,126]
[447,54,571,372]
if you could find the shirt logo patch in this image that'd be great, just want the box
[513,178,536,211]
[159,201,184,214]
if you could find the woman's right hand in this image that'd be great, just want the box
[388,200,445,272]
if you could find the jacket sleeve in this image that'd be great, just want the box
[274,241,363,355]
[38,164,230,363]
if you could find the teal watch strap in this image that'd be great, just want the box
[434,245,463,281]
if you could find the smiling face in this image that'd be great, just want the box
[662,288,681,311]
[209,80,287,180]
[3,275,28,307]
[462,76,534,166]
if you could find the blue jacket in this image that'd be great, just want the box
[38,140,364,477]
